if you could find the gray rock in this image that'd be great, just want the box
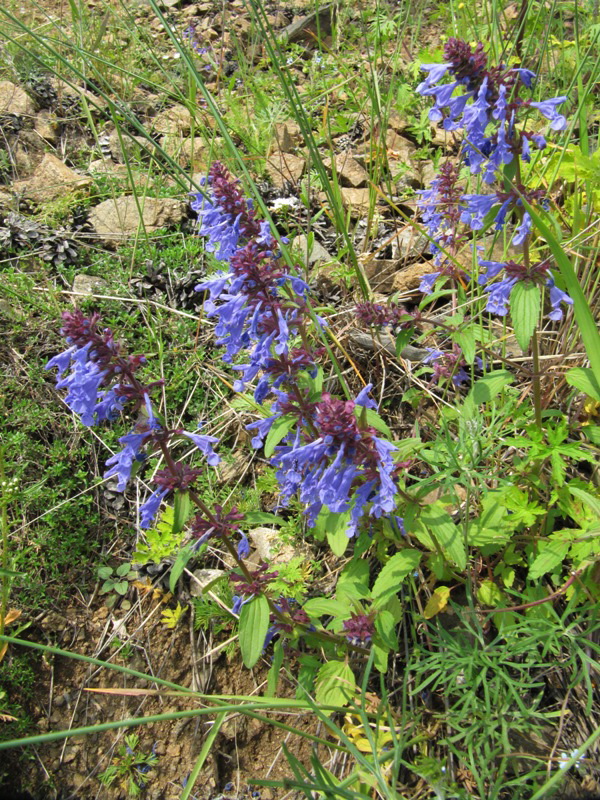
[190,568,226,597]
[88,196,186,247]
[293,233,331,266]
[72,274,107,295]
[13,153,91,202]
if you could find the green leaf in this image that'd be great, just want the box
[371,550,421,606]
[169,544,194,594]
[302,598,351,618]
[374,609,398,650]
[337,559,370,600]
[415,503,466,569]
[0,567,22,578]
[116,563,131,577]
[315,661,356,707]
[115,581,129,595]
[510,282,540,351]
[98,567,113,580]
[172,490,192,535]
[454,326,476,364]
[266,639,284,696]
[355,407,393,440]
[244,511,282,526]
[395,328,413,357]
[523,201,600,385]
[568,486,600,519]
[528,539,570,581]
[469,370,514,405]
[565,367,600,402]
[239,595,270,668]
[264,414,297,458]
[315,507,350,556]
[477,579,504,607]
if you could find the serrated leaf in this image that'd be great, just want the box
[371,550,421,606]
[423,586,451,619]
[264,415,297,458]
[315,661,356,707]
[470,370,514,405]
[565,367,600,402]
[528,540,570,581]
[239,594,270,668]
[172,490,192,534]
[510,282,540,351]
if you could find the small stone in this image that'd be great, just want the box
[266,150,305,188]
[166,743,181,758]
[392,262,437,294]
[88,196,186,247]
[0,81,36,116]
[163,135,207,169]
[13,153,91,203]
[72,274,107,295]
[362,258,399,293]
[248,527,307,565]
[190,569,226,597]
[153,104,195,136]
[323,153,368,188]
[339,187,372,219]
[271,120,303,153]
[34,111,59,144]
[292,233,331,266]
[385,130,416,160]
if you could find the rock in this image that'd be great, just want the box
[391,227,429,260]
[266,150,305,188]
[152,103,195,136]
[387,110,408,134]
[248,527,306,565]
[339,187,372,218]
[323,153,368,187]
[72,274,107,295]
[163,135,207,169]
[89,196,187,247]
[363,258,399,293]
[271,120,303,154]
[190,569,226,597]
[34,111,59,144]
[0,81,36,116]
[278,4,335,43]
[419,159,437,187]
[386,130,416,160]
[108,130,151,164]
[292,233,331,266]
[13,153,91,202]
[392,261,438,293]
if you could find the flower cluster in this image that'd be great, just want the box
[342,613,375,646]
[355,301,419,330]
[423,345,480,387]
[478,258,573,319]
[194,162,322,401]
[418,38,567,182]
[46,311,220,529]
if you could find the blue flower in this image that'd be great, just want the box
[546,277,574,320]
[460,193,498,230]
[140,488,169,529]
[419,271,441,295]
[530,96,568,130]
[237,533,250,558]
[182,431,220,466]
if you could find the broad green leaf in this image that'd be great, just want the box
[477,579,504,607]
[395,328,412,357]
[315,507,351,556]
[565,367,600,402]
[454,326,476,364]
[115,581,129,595]
[423,586,451,619]
[239,595,270,668]
[98,567,113,580]
[302,598,350,618]
[415,503,467,570]
[337,559,370,601]
[266,639,284,696]
[374,609,398,650]
[355,407,393,440]
[315,661,356,707]
[568,485,600,519]
[510,282,540,351]
[371,550,421,606]
[373,643,388,673]
[173,490,192,534]
[169,544,194,594]
[264,414,297,458]
[470,370,514,405]
[244,511,282,526]
[528,540,571,581]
